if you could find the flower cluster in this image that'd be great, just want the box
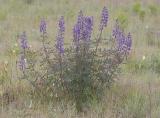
[40,19,47,34]
[20,32,28,50]
[56,16,65,54]
[73,11,93,45]
[113,20,132,55]
[19,32,28,72]
[99,7,109,31]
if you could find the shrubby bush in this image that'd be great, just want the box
[132,2,146,21]
[148,4,158,15]
[133,2,141,14]
[139,10,146,21]
[17,7,132,112]
[23,0,34,4]
[125,59,148,73]
[150,55,160,74]
[132,2,159,21]
[126,54,160,75]
[117,12,129,31]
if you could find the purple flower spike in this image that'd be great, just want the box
[40,19,47,34]
[73,11,93,45]
[112,20,121,39]
[56,16,65,54]
[73,24,80,46]
[77,11,84,29]
[112,20,132,55]
[73,11,84,44]
[99,7,109,31]
[20,32,28,50]
[82,16,93,41]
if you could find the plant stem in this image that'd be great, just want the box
[95,29,103,55]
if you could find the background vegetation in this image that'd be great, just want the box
[0,0,160,117]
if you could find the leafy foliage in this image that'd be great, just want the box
[133,2,141,14]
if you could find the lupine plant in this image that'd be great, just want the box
[17,7,132,112]
[19,32,28,78]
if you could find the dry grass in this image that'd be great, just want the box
[0,0,160,117]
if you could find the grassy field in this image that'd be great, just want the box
[0,0,160,117]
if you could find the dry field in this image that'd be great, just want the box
[0,0,160,117]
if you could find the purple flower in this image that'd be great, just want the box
[99,7,109,31]
[40,19,47,34]
[82,16,93,41]
[73,11,84,44]
[73,25,80,46]
[19,54,26,71]
[56,16,65,54]
[112,20,121,39]
[112,20,132,55]
[73,11,93,45]
[20,32,28,50]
